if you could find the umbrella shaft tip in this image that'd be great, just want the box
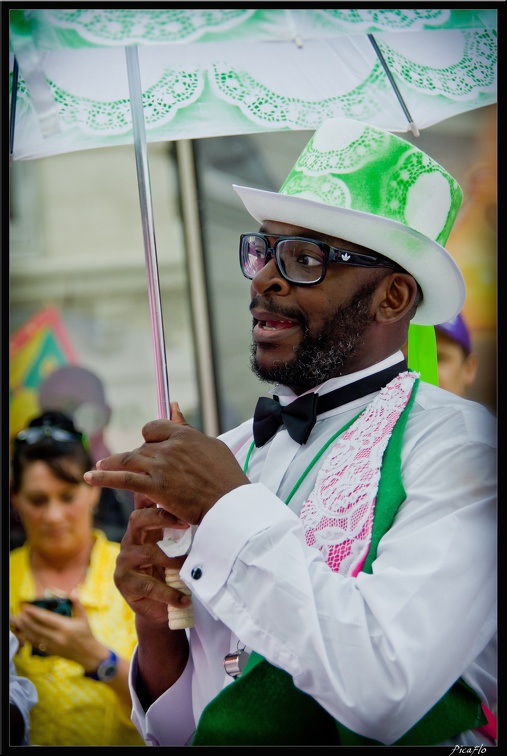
[409,122,420,138]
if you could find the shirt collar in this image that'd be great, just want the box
[273,351,406,402]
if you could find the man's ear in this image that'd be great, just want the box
[376,273,418,323]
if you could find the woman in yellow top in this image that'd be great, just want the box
[9,410,145,746]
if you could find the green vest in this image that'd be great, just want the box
[192,382,486,745]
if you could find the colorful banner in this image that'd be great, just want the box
[9,307,79,440]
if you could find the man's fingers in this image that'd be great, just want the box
[123,508,190,545]
[141,411,192,443]
[117,548,187,579]
[84,467,149,491]
[117,569,185,608]
[115,547,190,609]
[83,418,192,490]
[134,492,157,511]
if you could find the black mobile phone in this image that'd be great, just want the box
[30,597,73,656]
[30,597,73,615]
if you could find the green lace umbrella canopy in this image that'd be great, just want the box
[9,8,497,160]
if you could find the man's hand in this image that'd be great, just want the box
[114,505,192,625]
[84,402,250,524]
[114,502,192,705]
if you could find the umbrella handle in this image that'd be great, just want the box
[164,568,194,629]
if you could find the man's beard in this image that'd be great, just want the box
[250,277,383,392]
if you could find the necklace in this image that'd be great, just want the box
[31,549,91,598]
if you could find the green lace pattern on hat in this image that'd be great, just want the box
[293,129,389,175]
[278,126,462,242]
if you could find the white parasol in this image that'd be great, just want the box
[9,7,497,420]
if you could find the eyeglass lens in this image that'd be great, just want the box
[241,235,326,284]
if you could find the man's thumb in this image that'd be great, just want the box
[169,401,188,425]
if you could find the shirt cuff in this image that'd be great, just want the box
[130,644,196,746]
[181,482,298,608]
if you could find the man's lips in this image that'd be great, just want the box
[251,309,300,338]
[256,319,297,331]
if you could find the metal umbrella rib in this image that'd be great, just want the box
[368,34,420,138]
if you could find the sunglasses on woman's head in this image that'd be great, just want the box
[15,425,84,446]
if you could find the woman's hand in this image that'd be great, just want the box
[18,593,142,710]
[17,595,105,668]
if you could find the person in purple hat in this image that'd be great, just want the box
[435,313,478,398]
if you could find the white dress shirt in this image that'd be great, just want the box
[130,353,497,746]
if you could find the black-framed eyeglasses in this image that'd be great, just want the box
[15,426,84,446]
[239,233,405,286]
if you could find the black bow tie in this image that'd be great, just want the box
[252,361,407,447]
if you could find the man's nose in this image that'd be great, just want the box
[251,253,291,295]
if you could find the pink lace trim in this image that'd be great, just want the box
[300,372,417,576]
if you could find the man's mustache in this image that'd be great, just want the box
[249,296,305,327]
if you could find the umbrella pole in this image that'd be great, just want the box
[368,35,420,137]
[125,46,195,630]
[125,46,171,419]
